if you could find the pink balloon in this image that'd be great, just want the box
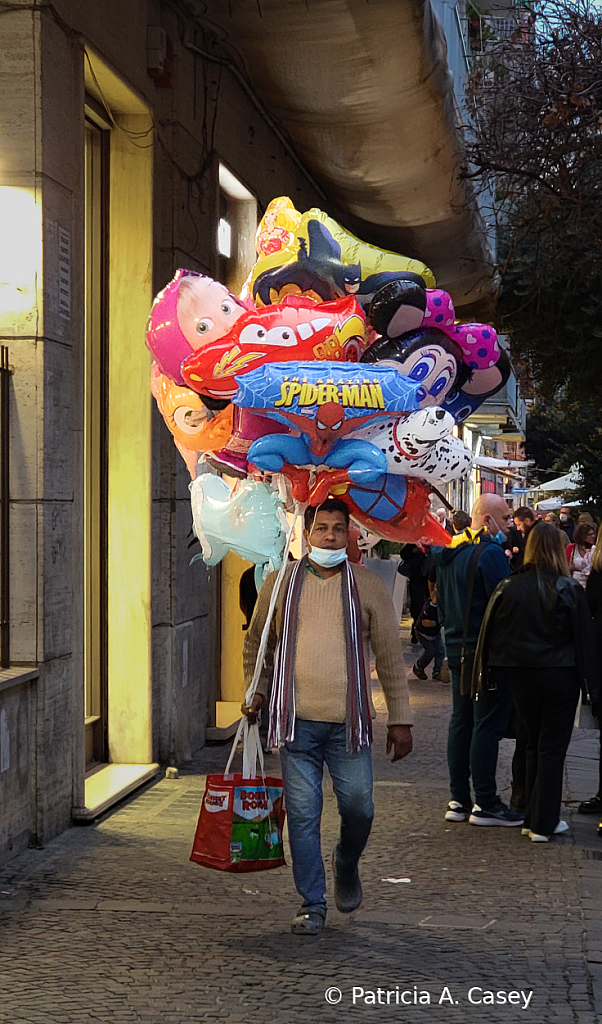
[421,289,499,370]
[146,269,246,385]
[422,288,456,329]
[452,323,500,370]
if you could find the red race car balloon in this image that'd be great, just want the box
[180,294,368,401]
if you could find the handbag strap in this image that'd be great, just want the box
[224,717,265,780]
[461,540,487,657]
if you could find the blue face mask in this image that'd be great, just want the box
[308,545,348,569]
[489,516,506,545]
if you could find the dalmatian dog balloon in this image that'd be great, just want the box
[352,407,473,483]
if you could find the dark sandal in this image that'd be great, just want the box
[290,910,325,935]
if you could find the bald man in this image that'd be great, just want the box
[431,494,524,827]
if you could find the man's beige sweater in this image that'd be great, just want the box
[243,561,413,727]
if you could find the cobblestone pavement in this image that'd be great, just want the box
[1,622,601,1024]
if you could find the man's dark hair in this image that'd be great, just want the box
[513,506,535,523]
[452,510,471,532]
[304,498,350,530]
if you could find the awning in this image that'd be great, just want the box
[474,457,531,471]
[538,469,581,492]
[202,0,497,315]
[535,497,563,511]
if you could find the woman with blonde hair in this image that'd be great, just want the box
[578,525,602,825]
[473,521,598,842]
[578,511,596,527]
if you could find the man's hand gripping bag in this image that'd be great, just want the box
[190,719,286,872]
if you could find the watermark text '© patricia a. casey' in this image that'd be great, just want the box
[323,986,534,1009]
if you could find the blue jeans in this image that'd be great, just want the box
[280,720,374,915]
[447,656,513,809]
[416,630,445,673]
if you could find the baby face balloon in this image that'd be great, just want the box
[146,269,247,385]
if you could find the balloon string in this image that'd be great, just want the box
[245,501,304,705]
[224,499,305,779]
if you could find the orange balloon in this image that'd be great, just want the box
[151,363,234,453]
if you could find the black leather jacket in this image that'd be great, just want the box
[472,565,599,703]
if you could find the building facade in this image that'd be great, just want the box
[0,0,523,865]
[0,0,329,864]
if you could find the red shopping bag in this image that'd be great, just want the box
[190,771,286,873]
[191,536,298,873]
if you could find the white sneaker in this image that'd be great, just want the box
[554,820,569,834]
[444,800,471,822]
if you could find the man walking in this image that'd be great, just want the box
[242,498,413,935]
[431,493,524,827]
[559,506,575,543]
[509,506,535,569]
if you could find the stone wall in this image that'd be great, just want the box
[0,0,326,857]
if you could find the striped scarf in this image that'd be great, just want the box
[268,556,372,753]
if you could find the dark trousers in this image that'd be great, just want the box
[507,667,580,836]
[409,578,429,640]
[416,629,445,673]
[447,657,514,808]
[508,705,529,813]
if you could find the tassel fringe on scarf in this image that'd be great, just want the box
[268,556,372,753]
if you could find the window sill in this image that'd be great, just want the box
[72,763,160,821]
[0,667,39,695]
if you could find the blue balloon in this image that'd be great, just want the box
[347,473,408,521]
[234,360,422,429]
[248,433,387,483]
[189,472,286,571]
[441,389,486,423]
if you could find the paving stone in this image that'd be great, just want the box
[0,619,600,1022]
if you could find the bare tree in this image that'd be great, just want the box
[463,0,602,504]
[464,0,602,269]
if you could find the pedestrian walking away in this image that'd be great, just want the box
[397,543,429,644]
[242,498,413,935]
[473,521,598,842]
[452,510,471,534]
[431,494,524,827]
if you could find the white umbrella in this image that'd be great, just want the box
[535,497,563,511]
[538,467,581,492]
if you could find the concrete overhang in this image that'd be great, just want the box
[200,0,497,316]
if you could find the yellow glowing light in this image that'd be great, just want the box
[0,187,42,324]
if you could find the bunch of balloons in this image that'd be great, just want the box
[147,197,510,575]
